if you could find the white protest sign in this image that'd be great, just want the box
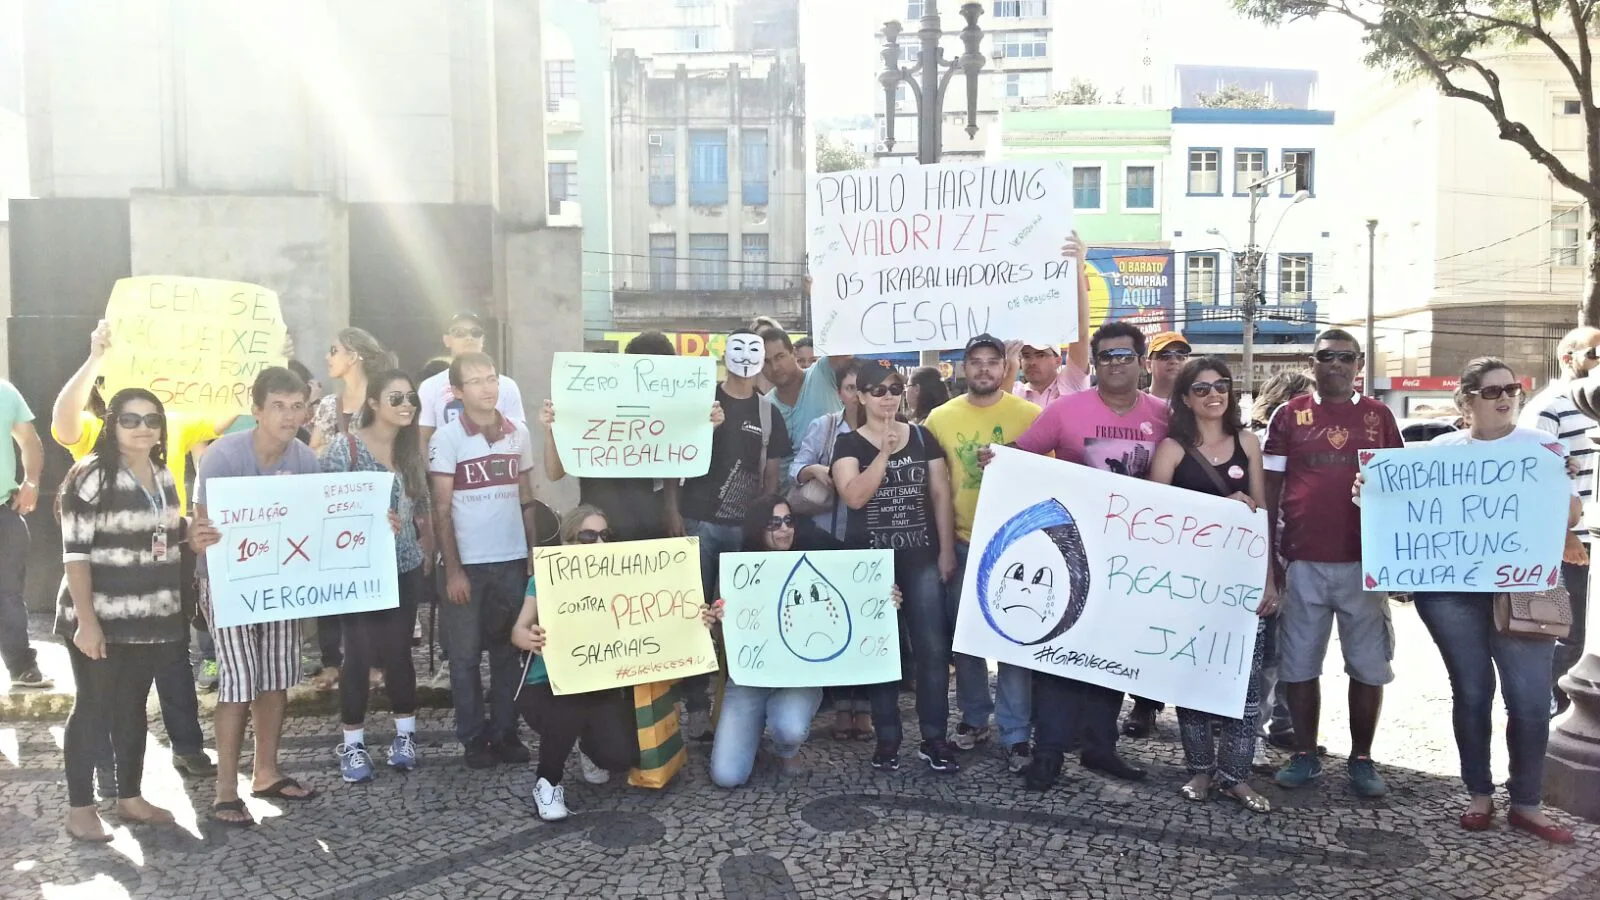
[549,352,716,478]
[953,446,1267,718]
[203,472,400,628]
[806,161,1077,355]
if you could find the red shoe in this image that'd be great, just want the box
[1508,810,1576,845]
[1458,808,1494,832]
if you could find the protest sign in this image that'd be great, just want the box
[806,161,1077,355]
[203,472,399,628]
[550,352,715,477]
[1358,443,1569,592]
[533,537,719,695]
[101,276,289,415]
[953,446,1267,718]
[719,549,900,688]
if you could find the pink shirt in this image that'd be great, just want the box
[1013,389,1170,478]
[1011,362,1090,410]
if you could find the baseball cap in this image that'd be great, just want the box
[449,312,484,327]
[1021,341,1061,355]
[1147,332,1191,355]
[854,357,901,387]
[964,333,1006,359]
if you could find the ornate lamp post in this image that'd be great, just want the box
[1548,376,1600,822]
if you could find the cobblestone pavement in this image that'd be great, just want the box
[2,602,1598,900]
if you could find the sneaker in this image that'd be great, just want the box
[918,739,961,774]
[1007,741,1033,774]
[10,665,52,690]
[463,737,496,770]
[195,660,219,691]
[172,752,217,777]
[387,733,419,771]
[870,741,901,771]
[1347,755,1388,798]
[577,751,610,785]
[495,737,532,765]
[533,777,569,821]
[337,742,375,784]
[686,709,713,742]
[1274,751,1323,789]
[952,722,992,751]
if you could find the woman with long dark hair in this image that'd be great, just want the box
[320,369,433,783]
[906,366,950,425]
[1147,357,1277,814]
[57,389,221,841]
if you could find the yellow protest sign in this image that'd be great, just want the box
[101,276,289,414]
[533,536,719,695]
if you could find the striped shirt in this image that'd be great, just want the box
[56,455,186,643]
[1521,382,1596,541]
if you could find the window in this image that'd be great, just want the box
[1072,166,1101,210]
[649,132,676,206]
[1125,165,1155,210]
[676,28,714,50]
[688,130,728,206]
[894,84,910,108]
[898,42,921,65]
[688,235,729,290]
[1186,253,1218,304]
[741,129,769,205]
[649,235,676,291]
[1554,206,1583,266]
[547,162,577,215]
[741,235,769,289]
[994,0,1048,16]
[1563,99,1582,115]
[907,1,925,17]
[1282,150,1314,195]
[545,61,576,112]
[1234,149,1266,194]
[1005,72,1050,101]
[1187,149,1219,195]
[1279,254,1311,302]
[993,31,1048,59]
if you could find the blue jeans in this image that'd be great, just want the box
[948,541,1032,745]
[1414,592,1556,807]
[684,518,744,714]
[871,560,949,744]
[0,505,36,674]
[708,683,822,787]
[440,560,525,745]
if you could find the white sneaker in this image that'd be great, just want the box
[533,777,569,821]
[578,751,610,785]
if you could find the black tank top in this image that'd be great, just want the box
[1171,436,1250,497]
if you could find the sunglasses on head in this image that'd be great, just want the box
[1153,350,1191,362]
[865,382,905,398]
[1468,384,1522,400]
[1314,349,1359,364]
[1188,379,1232,398]
[116,412,165,430]
[385,391,421,408]
[766,514,795,531]
[576,528,615,544]
[1095,348,1138,365]
[449,326,485,339]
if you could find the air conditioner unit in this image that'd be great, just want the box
[648,134,664,147]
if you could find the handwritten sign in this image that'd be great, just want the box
[550,352,715,477]
[101,276,289,414]
[719,549,900,688]
[533,537,719,695]
[203,472,399,628]
[1359,443,1569,592]
[806,161,1076,355]
[953,446,1267,718]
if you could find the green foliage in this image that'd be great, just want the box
[815,133,868,174]
[1052,77,1104,105]
[1196,84,1289,109]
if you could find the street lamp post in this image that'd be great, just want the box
[879,1,986,366]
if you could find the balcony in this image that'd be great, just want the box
[1178,300,1319,344]
[611,286,803,335]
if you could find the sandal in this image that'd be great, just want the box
[311,668,340,692]
[853,712,874,742]
[209,799,255,828]
[831,712,853,742]
[251,777,318,801]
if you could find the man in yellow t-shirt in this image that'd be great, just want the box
[922,334,1042,772]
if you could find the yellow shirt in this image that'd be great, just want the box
[923,392,1042,543]
[53,411,219,514]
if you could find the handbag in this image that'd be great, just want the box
[1493,591,1571,640]
[786,412,842,516]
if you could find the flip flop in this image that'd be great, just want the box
[250,777,318,801]
[209,799,255,828]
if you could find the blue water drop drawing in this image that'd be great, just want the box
[777,554,853,663]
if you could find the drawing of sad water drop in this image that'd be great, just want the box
[777,555,853,663]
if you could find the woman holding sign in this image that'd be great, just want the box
[56,389,222,841]
[1370,358,1579,844]
[1147,358,1277,815]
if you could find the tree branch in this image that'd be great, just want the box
[1453,4,1584,89]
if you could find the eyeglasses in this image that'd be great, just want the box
[1468,384,1523,400]
[385,391,421,408]
[766,514,795,531]
[449,326,485,339]
[116,412,165,430]
[1188,379,1233,398]
[1314,349,1360,364]
[575,528,615,544]
[865,383,906,398]
[1153,350,1191,362]
[1095,348,1138,365]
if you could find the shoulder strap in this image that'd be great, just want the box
[1183,443,1234,496]
[345,431,360,472]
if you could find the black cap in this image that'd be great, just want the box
[854,357,901,388]
[964,333,1005,359]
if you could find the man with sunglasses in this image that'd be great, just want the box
[418,313,527,450]
[1520,326,1600,717]
[1145,332,1192,403]
[0,376,46,690]
[1263,329,1402,798]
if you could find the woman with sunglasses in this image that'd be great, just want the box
[1369,358,1579,843]
[832,360,959,773]
[319,370,433,783]
[510,506,638,820]
[57,389,222,841]
[1147,358,1277,814]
